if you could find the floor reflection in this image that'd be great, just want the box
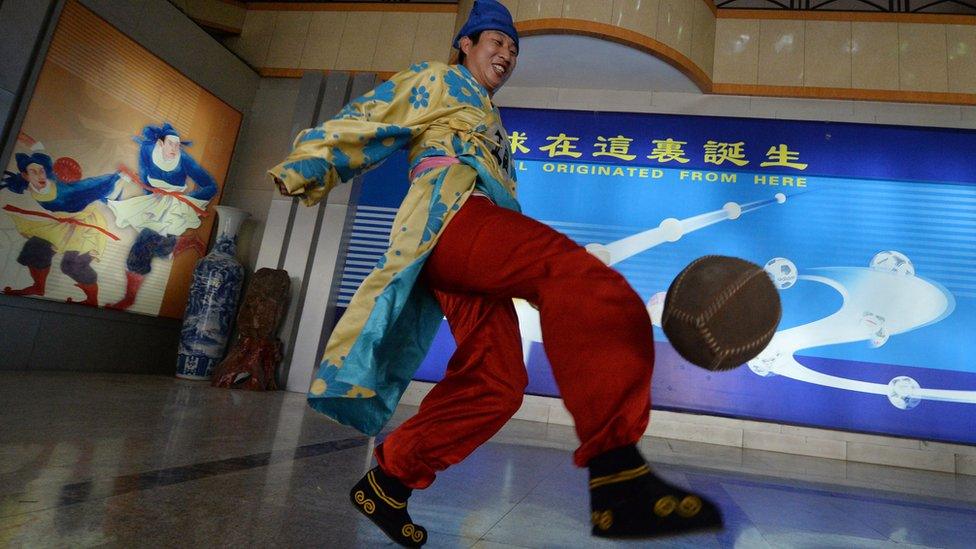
[2,372,975,548]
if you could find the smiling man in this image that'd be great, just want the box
[270,0,722,545]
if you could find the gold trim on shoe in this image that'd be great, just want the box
[367,470,407,509]
[677,495,703,518]
[589,464,651,489]
[591,510,613,531]
[653,495,679,517]
[401,523,425,543]
[354,490,376,514]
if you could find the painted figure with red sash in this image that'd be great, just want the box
[0,141,124,306]
[106,123,217,310]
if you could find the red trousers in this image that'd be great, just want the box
[375,197,654,489]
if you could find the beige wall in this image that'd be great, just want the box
[713,17,976,96]
[223,0,718,82]
[225,7,457,73]
[215,1,976,104]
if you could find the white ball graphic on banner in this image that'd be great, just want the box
[723,202,742,220]
[887,376,921,410]
[870,250,915,276]
[658,218,683,242]
[859,311,890,348]
[646,291,666,327]
[764,257,797,289]
[747,347,783,377]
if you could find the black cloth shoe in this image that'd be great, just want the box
[588,445,723,538]
[350,466,427,547]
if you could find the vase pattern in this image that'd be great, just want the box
[176,206,248,379]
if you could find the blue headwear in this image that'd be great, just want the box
[1,152,54,194]
[453,0,519,52]
[15,151,54,176]
[136,122,192,147]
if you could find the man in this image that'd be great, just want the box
[106,123,217,310]
[1,145,123,306]
[270,1,721,545]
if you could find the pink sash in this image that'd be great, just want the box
[409,156,460,180]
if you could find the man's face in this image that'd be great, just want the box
[22,163,48,192]
[460,30,518,95]
[159,135,181,161]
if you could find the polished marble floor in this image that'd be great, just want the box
[2,372,975,548]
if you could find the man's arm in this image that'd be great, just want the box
[269,63,446,206]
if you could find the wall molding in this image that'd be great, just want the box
[258,64,976,108]
[704,0,718,17]
[713,83,976,106]
[400,380,976,475]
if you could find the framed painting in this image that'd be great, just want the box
[0,0,242,318]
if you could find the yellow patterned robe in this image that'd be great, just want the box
[270,62,519,435]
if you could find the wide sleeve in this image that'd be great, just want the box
[47,173,123,212]
[65,173,124,203]
[268,63,446,206]
[182,155,218,201]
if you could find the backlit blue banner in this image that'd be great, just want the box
[346,108,976,446]
[505,107,976,186]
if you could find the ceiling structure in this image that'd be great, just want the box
[237,0,976,15]
[716,0,976,14]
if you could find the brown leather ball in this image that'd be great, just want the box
[662,255,781,371]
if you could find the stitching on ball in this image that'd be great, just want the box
[666,256,709,306]
[725,321,779,359]
[699,325,723,357]
[708,349,728,370]
[700,264,762,322]
[663,255,717,328]
[701,267,781,366]
[665,306,697,324]
[666,257,780,369]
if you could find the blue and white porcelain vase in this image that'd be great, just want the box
[176,206,249,380]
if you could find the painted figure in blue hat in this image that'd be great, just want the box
[271,0,722,544]
[105,122,218,311]
[1,142,124,306]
